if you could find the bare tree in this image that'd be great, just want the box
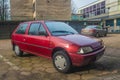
[0,0,9,21]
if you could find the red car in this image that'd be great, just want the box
[11,21,105,73]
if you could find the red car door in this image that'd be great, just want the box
[26,22,52,57]
[13,23,29,51]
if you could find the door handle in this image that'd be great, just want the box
[23,38,26,41]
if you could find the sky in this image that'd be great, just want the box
[73,0,97,8]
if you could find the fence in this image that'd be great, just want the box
[0,21,100,39]
[0,21,22,39]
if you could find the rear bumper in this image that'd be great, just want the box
[69,46,105,67]
[81,32,95,36]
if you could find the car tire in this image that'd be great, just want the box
[53,50,72,73]
[14,45,23,57]
[104,33,107,37]
[95,33,100,37]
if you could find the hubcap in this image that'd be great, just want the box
[15,45,20,55]
[54,55,67,70]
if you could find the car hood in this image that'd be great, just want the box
[58,34,99,46]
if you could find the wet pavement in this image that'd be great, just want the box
[0,34,120,80]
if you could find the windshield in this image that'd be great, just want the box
[45,22,78,36]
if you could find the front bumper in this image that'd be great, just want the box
[69,46,105,67]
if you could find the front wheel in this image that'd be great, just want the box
[14,45,23,57]
[53,51,72,73]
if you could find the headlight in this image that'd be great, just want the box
[77,47,93,54]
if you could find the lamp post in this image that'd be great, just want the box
[107,7,110,18]
[105,7,110,33]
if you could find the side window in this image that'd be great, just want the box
[16,23,28,34]
[29,23,40,35]
[39,24,47,36]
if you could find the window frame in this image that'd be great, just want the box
[28,22,48,36]
[15,23,28,34]
[28,22,41,35]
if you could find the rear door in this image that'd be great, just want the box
[12,23,29,51]
[26,22,51,57]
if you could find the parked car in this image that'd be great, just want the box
[11,21,105,73]
[81,25,107,37]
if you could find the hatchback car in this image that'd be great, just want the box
[81,25,107,37]
[11,21,105,73]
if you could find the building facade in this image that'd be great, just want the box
[10,0,71,21]
[77,0,120,32]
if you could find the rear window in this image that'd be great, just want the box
[16,23,28,34]
[86,25,102,29]
[86,26,96,29]
[95,26,102,29]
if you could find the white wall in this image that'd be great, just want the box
[106,0,120,16]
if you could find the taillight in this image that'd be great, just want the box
[89,29,96,33]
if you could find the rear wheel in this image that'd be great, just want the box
[14,45,23,57]
[53,51,72,73]
[104,33,107,36]
[95,33,100,37]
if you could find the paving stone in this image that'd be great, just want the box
[20,71,31,76]
[3,70,19,80]
[0,61,10,76]
[20,63,32,68]
[31,70,40,74]
[67,74,81,80]
[32,63,43,68]
[42,63,53,68]
[45,67,57,73]
[32,67,45,72]
[75,70,89,75]
[81,74,97,80]
[20,67,32,72]
[50,73,67,80]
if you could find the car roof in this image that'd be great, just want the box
[20,20,57,24]
[86,25,99,26]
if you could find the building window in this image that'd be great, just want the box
[106,20,114,26]
[117,18,120,26]
[101,1,105,8]
[82,1,106,18]
[97,3,100,9]
[90,6,92,12]
[93,5,96,10]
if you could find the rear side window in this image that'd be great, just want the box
[16,23,28,34]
